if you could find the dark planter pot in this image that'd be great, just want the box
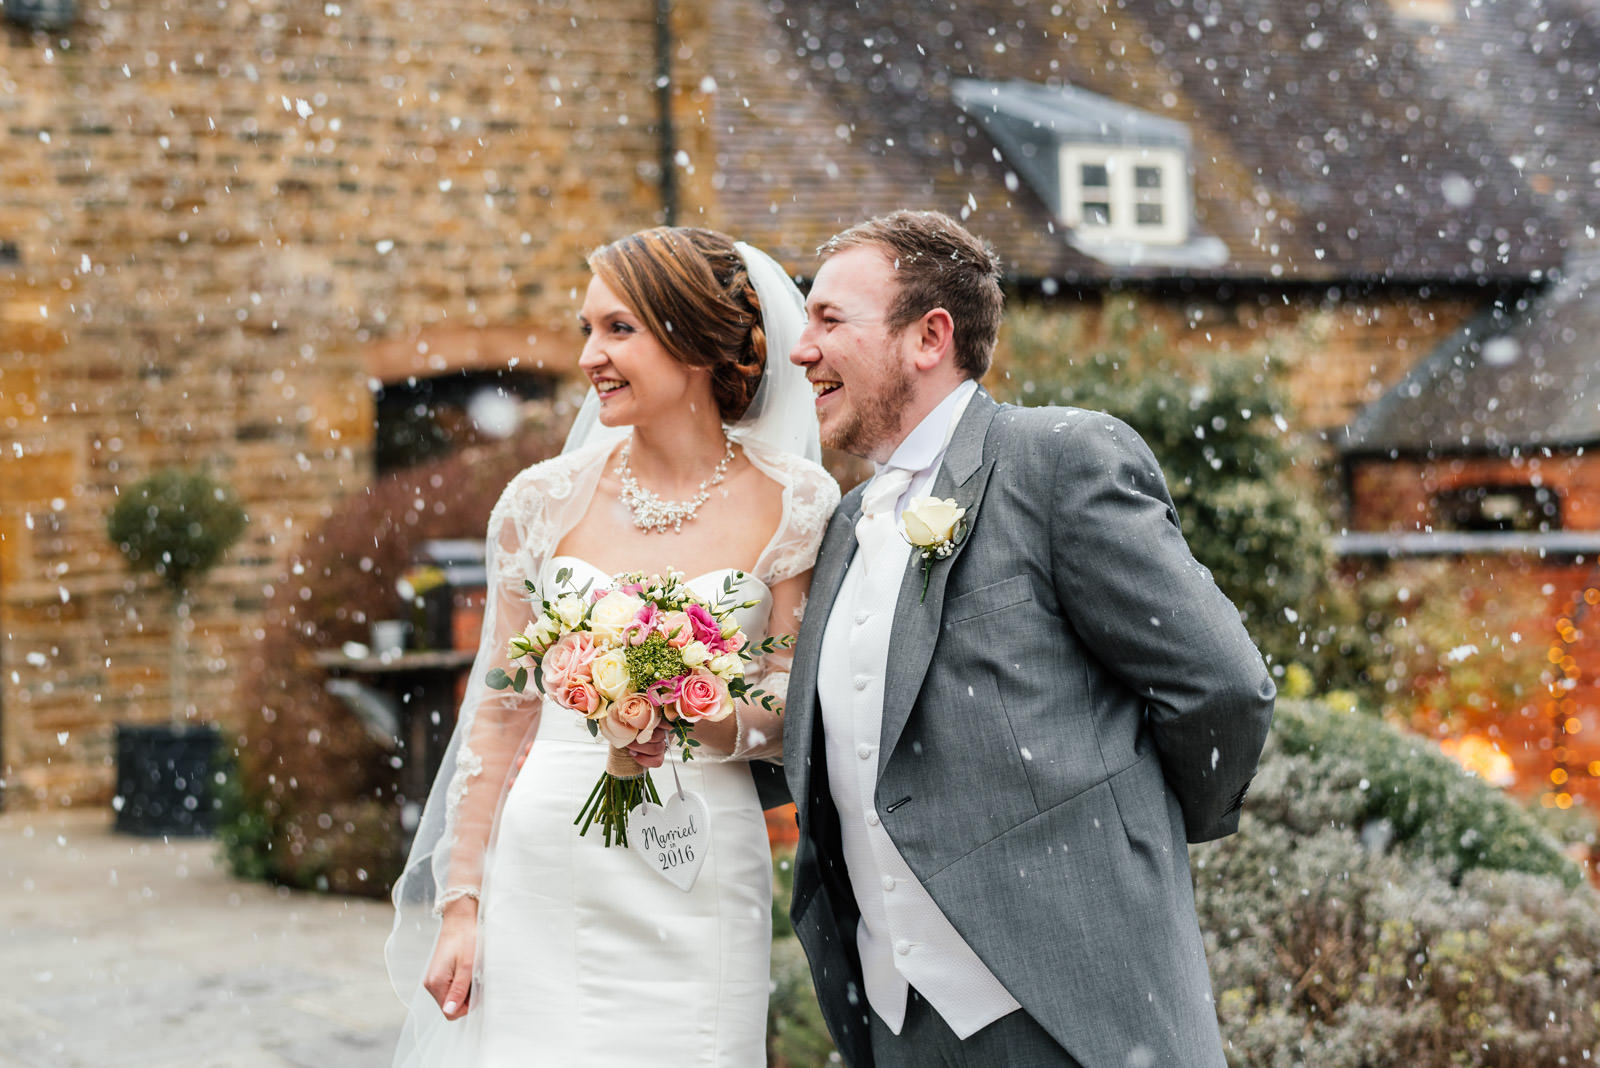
[4,0,77,30]
[113,723,221,837]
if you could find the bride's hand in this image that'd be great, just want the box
[626,723,670,768]
[424,898,478,1020]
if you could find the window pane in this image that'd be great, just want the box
[1135,204,1164,226]
[1083,201,1111,226]
[1080,163,1109,187]
[1134,166,1163,189]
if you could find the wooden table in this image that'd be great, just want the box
[313,648,476,807]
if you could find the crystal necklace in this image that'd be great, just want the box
[615,430,736,534]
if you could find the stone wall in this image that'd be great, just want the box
[0,0,696,807]
[0,0,1512,809]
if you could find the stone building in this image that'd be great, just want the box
[1339,253,1600,807]
[2,0,1593,809]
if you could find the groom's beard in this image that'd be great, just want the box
[824,357,915,460]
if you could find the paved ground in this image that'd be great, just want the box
[0,808,403,1067]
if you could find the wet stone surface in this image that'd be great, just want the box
[0,810,401,1067]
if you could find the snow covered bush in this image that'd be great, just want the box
[1198,699,1599,1066]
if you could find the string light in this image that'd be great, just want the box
[1543,586,1600,809]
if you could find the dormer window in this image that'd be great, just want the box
[952,79,1226,268]
[1061,146,1188,245]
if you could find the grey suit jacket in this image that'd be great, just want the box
[783,389,1275,1068]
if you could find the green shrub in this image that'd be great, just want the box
[993,305,1367,691]
[1264,699,1578,886]
[768,849,837,1067]
[213,757,274,883]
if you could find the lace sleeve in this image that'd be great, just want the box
[729,451,839,762]
[753,454,840,586]
[436,486,547,900]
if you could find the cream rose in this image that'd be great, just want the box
[589,649,632,703]
[597,692,660,748]
[589,590,646,643]
[552,594,588,630]
[707,652,742,679]
[679,640,711,668]
[902,496,966,548]
[525,614,562,655]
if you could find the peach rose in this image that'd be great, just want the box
[562,678,603,718]
[675,669,732,723]
[597,692,661,749]
[540,632,596,694]
[658,610,694,649]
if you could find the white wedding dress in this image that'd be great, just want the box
[474,558,777,1065]
[387,437,839,1068]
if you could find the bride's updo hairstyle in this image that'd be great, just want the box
[588,227,768,422]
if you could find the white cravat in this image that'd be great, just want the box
[854,465,915,567]
[817,381,1019,1039]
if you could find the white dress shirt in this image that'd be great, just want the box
[816,379,1021,1038]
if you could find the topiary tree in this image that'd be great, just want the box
[107,467,248,723]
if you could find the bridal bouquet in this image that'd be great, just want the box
[487,567,787,846]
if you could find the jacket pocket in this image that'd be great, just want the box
[942,573,1034,625]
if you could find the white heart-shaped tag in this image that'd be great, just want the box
[629,789,710,893]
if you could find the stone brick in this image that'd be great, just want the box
[0,449,80,509]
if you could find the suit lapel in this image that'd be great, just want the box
[786,492,861,815]
[878,391,999,765]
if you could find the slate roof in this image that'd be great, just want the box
[705,0,1587,284]
[1338,249,1600,456]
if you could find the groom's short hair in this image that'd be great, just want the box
[819,210,1004,380]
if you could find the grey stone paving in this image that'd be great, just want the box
[0,809,403,1067]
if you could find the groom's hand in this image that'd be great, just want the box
[626,723,670,768]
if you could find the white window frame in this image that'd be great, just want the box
[1059,145,1188,246]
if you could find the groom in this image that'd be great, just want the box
[782,210,1275,1068]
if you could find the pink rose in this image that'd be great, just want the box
[623,602,660,647]
[658,610,694,649]
[685,604,722,648]
[541,632,596,695]
[597,692,661,749]
[675,669,732,723]
[562,678,602,718]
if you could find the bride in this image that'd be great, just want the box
[385,227,839,1066]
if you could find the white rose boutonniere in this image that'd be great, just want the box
[901,496,968,602]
